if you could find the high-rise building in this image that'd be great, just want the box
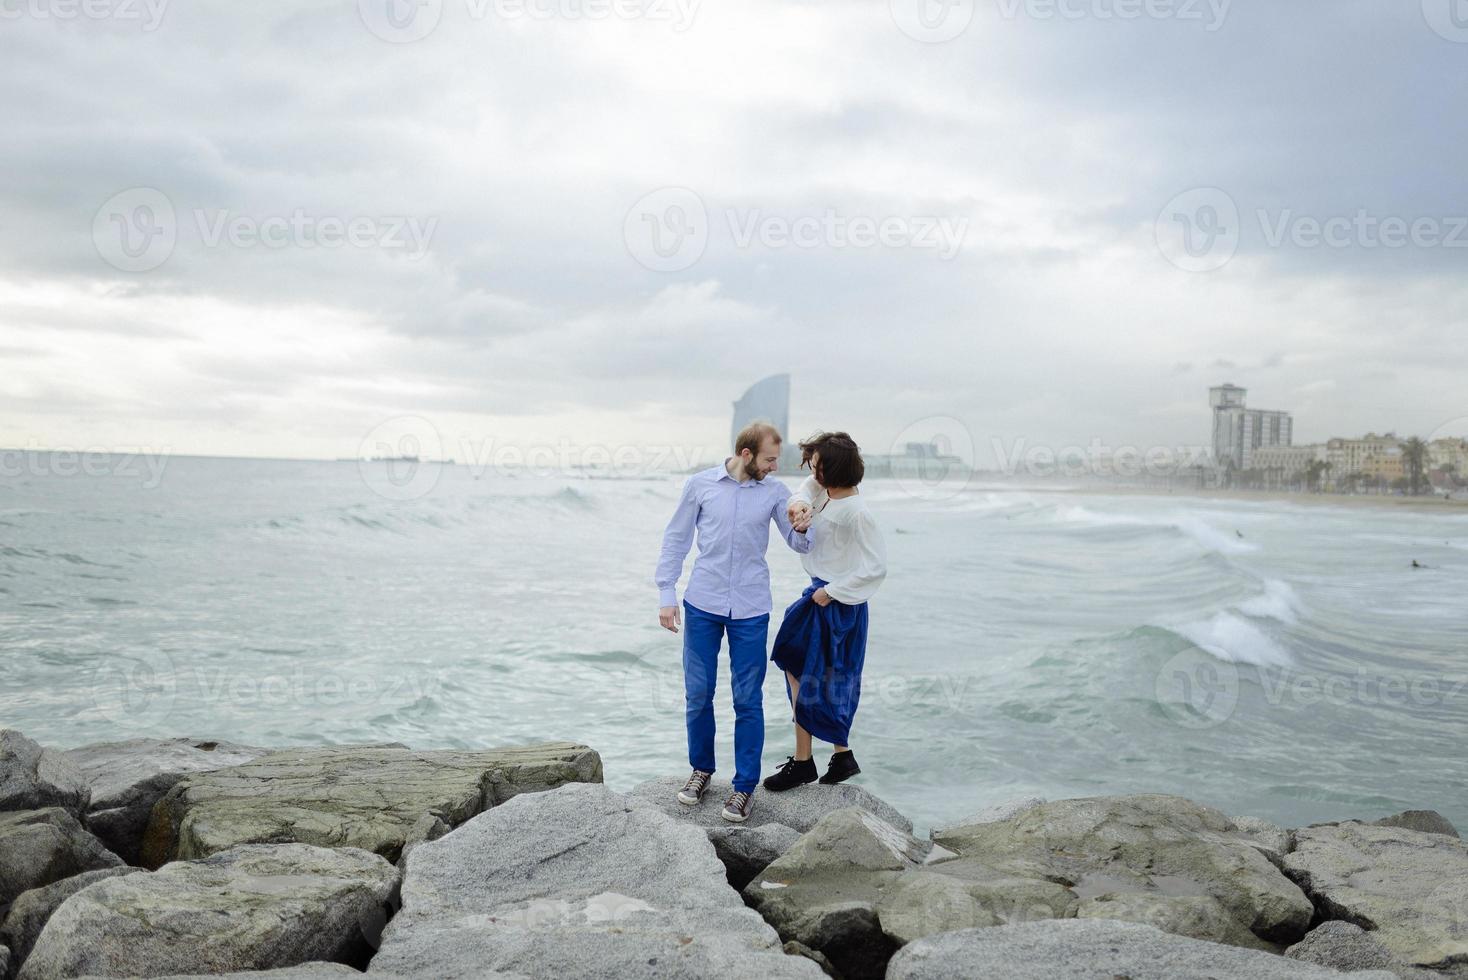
[731,373,801,470]
[1209,384,1293,471]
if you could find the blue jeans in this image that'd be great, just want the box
[682,599,769,793]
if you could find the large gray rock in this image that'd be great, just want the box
[627,775,910,888]
[367,782,824,979]
[0,733,89,819]
[745,806,964,980]
[1282,820,1468,969]
[1369,810,1460,839]
[1,866,142,977]
[0,809,123,910]
[17,843,399,980]
[140,741,602,868]
[73,967,394,980]
[886,919,1399,980]
[1285,921,1439,979]
[1231,814,1295,865]
[62,736,271,865]
[932,794,1313,947]
[931,795,1046,834]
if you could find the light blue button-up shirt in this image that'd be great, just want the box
[656,458,811,619]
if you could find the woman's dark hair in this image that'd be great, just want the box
[799,431,864,489]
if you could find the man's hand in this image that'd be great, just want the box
[659,605,681,633]
[788,500,813,532]
[811,587,832,607]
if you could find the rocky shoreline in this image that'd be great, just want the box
[1,727,1465,979]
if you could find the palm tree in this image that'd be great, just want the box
[1402,437,1428,496]
[1305,459,1331,493]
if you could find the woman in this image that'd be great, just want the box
[763,431,887,791]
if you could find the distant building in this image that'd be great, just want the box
[1252,443,1326,482]
[731,373,801,470]
[1428,437,1468,476]
[1325,433,1402,487]
[1210,384,1293,471]
[863,441,968,480]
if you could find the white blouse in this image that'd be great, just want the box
[791,476,888,605]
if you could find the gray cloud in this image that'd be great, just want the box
[1,0,1465,461]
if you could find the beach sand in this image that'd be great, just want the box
[992,482,1468,515]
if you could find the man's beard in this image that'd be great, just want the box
[742,458,764,481]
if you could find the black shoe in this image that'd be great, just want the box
[762,755,817,792]
[819,750,860,785]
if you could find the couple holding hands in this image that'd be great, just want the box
[655,423,888,823]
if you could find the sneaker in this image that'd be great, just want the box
[819,750,860,785]
[762,755,817,792]
[677,769,713,806]
[721,789,755,823]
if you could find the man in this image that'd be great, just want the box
[656,422,810,822]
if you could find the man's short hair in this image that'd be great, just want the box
[798,431,864,489]
[735,421,783,458]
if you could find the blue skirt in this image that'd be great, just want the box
[770,577,869,747]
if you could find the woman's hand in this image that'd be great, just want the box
[811,587,832,607]
[788,500,813,532]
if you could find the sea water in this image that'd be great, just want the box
[2,454,1464,834]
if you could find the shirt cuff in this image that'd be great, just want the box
[659,587,678,608]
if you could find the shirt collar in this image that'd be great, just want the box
[719,457,758,486]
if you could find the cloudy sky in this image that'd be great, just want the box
[3,0,1466,468]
